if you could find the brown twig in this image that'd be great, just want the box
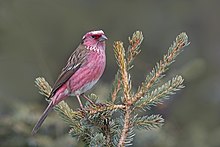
[85,104,126,115]
[111,72,121,102]
[113,41,131,102]
[127,31,143,65]
[114,32,144,146]
[118,107,131,147]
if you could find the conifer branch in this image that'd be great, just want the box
[35,77,52,98]
[35,77,83,129]
[127,31,143,67]
[35,77,126,142]
[132,32,189,103]
[111,31,143,103]
[84,103,126,114]
[111,71,121,103]
[134,75,184,109]
[114,38,141,146]
[118,108,132,147]
[134,114,164,130]
[34,31,189,147]
[54,101,83,127]
[113,41,131,102]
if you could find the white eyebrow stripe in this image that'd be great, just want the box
[82,30,104,40]
[90,30,104,35]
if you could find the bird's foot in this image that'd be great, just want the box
[82,94,96,106]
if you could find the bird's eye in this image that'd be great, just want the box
[91,35,101,39]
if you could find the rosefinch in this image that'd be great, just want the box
[32,30,107,134]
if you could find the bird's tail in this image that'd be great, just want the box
[31,101,54,135]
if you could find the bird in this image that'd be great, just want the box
[32,30,107,135]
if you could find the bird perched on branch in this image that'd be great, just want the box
[32,30,107,134]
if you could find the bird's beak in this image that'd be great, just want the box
[99,34,108,42]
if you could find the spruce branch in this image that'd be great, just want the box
[84,102,125,115]
[35,77,83,129]
[53,101,83,128]
[89,133,107,147]
[127,31,143,67]
[113,36,144,146]
[35,78,77,119]
[111,31,143,103]
[34,31,189,147]
[35,77,52,98]
[132,32,189,103]
[111,71,121,103]
[134,75,184,110]
[118,108,132,147]
[113,41,131,102]
[134,115,164,130]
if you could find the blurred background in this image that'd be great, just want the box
[0,0,220,146]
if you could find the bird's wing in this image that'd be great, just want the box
[49,44,88,97]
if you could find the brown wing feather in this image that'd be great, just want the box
[49,44,88,97]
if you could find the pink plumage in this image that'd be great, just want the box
[32,30,107,134]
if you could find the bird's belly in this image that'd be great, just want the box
[71,79,98,96]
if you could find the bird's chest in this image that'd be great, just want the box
[82,51,106,81]
[86,51,106,70]
[68,51,106,95]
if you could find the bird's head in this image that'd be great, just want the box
[82,30,107,52]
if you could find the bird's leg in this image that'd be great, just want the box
[82,94,95,105]
[76,95,84,109]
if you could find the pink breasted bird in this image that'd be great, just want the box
[32,30,107,134]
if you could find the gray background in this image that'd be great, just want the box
[0,0,219,146]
